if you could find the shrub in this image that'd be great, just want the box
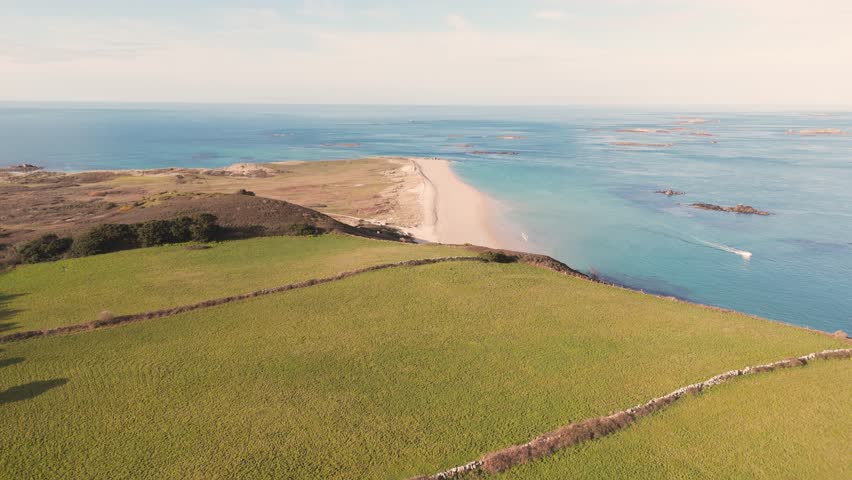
[289,224,322,236]
[188,214,219,242]
[135,220,175,247]
[236,189,256,196]
[169,216,194,243]
[478,251,517,263]
[31,214,221,260]
[16,234,73,263]
[70,224,138,257]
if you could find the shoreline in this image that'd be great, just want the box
[405,157,514,250]
[3,158,849,337]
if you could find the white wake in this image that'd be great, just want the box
[691,236,752,259]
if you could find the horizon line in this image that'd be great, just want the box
[2,100,852,112]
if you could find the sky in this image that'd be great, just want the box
[1,0,851,106]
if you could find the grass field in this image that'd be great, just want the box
[501,359,852,479]
[1,259,846,479]
[0,234,470,333]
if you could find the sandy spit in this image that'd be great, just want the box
[406,157,509,249]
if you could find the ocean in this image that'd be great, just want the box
[1,103,850,333]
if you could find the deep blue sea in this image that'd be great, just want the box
[1,103,850,333]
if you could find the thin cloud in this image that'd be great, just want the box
[1,4,851,106]
[533,10,571,21]
[300,0,345,19]
[447,14,469,32]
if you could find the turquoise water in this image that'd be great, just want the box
[1,103,850,333]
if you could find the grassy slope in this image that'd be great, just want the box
[501,359,852,479]
[0,261,846,479]
[0,235,471,333]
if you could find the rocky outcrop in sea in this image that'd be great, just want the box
[691,203,770,215]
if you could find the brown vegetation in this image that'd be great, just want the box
[481,412,634,473]
[464,246,588,279]
[0,158,423,264]
[0,192,413,265]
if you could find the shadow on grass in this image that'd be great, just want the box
[0,379,68,404]
[0,292,25,331]
[0,357,24,369]
[0,322,18,333]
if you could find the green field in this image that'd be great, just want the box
[0,235,470,333]
[1,253,847,479]
[501,359,852,479]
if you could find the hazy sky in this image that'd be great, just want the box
[1,0,851,106]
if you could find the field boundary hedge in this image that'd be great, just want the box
[411,348,852,479]
[0,256,485,343]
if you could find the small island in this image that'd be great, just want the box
[656,189,685,196]
[691,203,770,215]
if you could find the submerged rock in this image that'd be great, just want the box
[691,203,770,215]
[655,189,685,196]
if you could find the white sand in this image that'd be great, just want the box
[407,158,504,248]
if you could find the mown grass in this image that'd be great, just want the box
[501,359,852,479]
[0,261,846,479]
[0,234,471,333]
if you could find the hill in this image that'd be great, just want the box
[0,158,419,265]
[1,238,848,479]
[0,234,470,334]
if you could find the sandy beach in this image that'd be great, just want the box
[406,158,505,248]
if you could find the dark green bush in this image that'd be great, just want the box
[71,224,139,257]
[26,214,222,261]
[478,251,518,263]
[135,220,175,247]
[16,234,73,263]
[168,216,194,243]
[188,213,219,242]
[289,224,322,236]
